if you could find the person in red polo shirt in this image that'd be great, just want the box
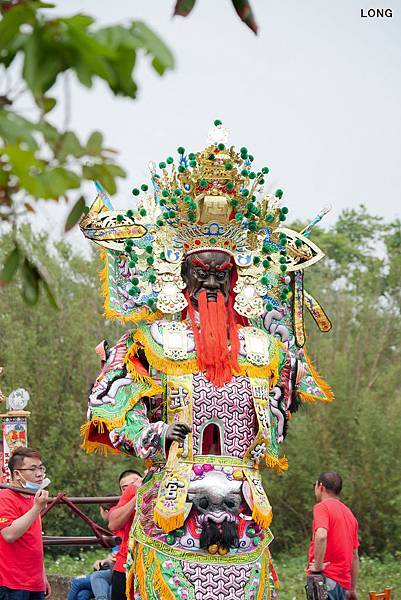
[308,471,360,600]
[0,447,51,600]
[108,470,142,600]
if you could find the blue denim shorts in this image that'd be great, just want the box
[326,577,347,600]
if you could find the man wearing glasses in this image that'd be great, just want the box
[0,447,51,600]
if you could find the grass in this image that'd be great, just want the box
[45,549,400,599]
[273,554,400,599]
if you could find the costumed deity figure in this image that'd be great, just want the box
[80,122,334,600]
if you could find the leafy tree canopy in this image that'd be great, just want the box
[0,1,174,301]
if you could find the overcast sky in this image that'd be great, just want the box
[30,0,401,249]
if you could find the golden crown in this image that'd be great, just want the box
[80,121,325,319]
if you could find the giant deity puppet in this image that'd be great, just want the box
[80,122,333,600]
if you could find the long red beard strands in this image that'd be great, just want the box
[186,290,240,388]
[198,291,224,385]
[207,295,231,386]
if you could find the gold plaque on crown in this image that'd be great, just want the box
[198,195,231,225]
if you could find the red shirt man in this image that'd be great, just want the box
[308,471,359,600]
[0,447,50,600]
[108,471,142,600]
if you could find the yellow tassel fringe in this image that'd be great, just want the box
[126,562,136,600]
[153,509,185,534]
[153,553,176,600]
[80,380,162,455]
[256,550,266,600]
[302,347,334,403]
[135,545,148,600]
[131,328,281,382]
[252,505,273,530]
[265,454,289,473]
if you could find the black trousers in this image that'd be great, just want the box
[111,571,126,600]
[0,589,44,600]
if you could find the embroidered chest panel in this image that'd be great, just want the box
[192,373,257,458]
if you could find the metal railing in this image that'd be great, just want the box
[0,483,120,547]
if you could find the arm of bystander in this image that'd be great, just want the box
[108,491,136,532]
[308,527,330,573]
[346,548,359,600]
[0,490,48,543]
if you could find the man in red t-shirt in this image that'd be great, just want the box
[108,470,142,600]
[308,471,359,600]
[0,447,51,600]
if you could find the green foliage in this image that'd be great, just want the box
[0,226,143,541]
[0,1,174,301]
[266,207,401,556]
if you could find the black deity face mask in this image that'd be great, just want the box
[182,250,232,306]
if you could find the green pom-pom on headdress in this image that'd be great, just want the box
[214,119,222,126]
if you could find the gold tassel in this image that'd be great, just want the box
[134,329,199,376]
[153,509,185,533]
[257,550,266,600]
[126,563,135,600]
[145,548,155,568]
[153,553,176,600]
[265,454,289,473]
[135,545,148,600]
[132,328,281,382]
[302,347,334,403]
[252,505,273,529]
[80,380,163,455]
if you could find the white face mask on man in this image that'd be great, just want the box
[18,474,51,491]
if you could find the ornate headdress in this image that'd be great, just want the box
[80,121,328,329]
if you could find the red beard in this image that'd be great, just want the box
[186,290,240,387]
